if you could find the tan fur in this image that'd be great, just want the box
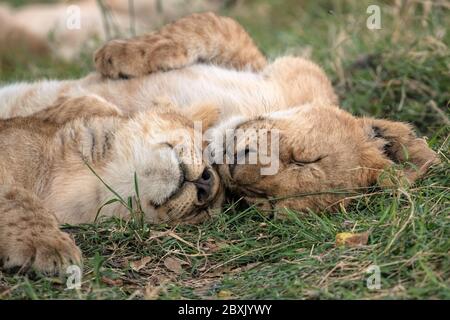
[0,96,223,274]
[90,12,438,213]
[213,105,439,214]
[0,13,439,273]
[33,95,124,124]
[94,12,267,78]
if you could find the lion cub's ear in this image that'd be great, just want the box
[183,103,221,130]
[361,118,439,186]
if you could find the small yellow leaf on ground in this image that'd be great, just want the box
[336,232,369,247]
[217,290,232,299]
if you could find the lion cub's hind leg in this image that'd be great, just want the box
[0,185,82,275]
[33,94,123,125]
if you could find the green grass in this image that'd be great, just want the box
[0,0,449,299]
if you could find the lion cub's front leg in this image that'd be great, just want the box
[0,185,82,274]
[95,12,267,79]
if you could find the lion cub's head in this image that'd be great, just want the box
[207,104,438,214]
[97,103,224,224]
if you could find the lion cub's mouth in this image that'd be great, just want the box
[152,163,223,225]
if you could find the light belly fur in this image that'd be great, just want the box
[0,64,288,121]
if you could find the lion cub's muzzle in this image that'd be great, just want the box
[156,166,224,225]
[191,167,217,206]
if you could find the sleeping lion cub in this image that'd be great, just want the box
[0,96,222,273]
[0,13,438,274]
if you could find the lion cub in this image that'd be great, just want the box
[0,95,222,274]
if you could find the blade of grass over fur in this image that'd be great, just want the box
[83,159,131,211]
[133,172,145,228]
[85,163,146,227]
[94,198,121,223]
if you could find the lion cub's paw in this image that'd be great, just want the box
[1,229,82,275]
[94,37,187,79]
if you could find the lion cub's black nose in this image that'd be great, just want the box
[193,168,214,205]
